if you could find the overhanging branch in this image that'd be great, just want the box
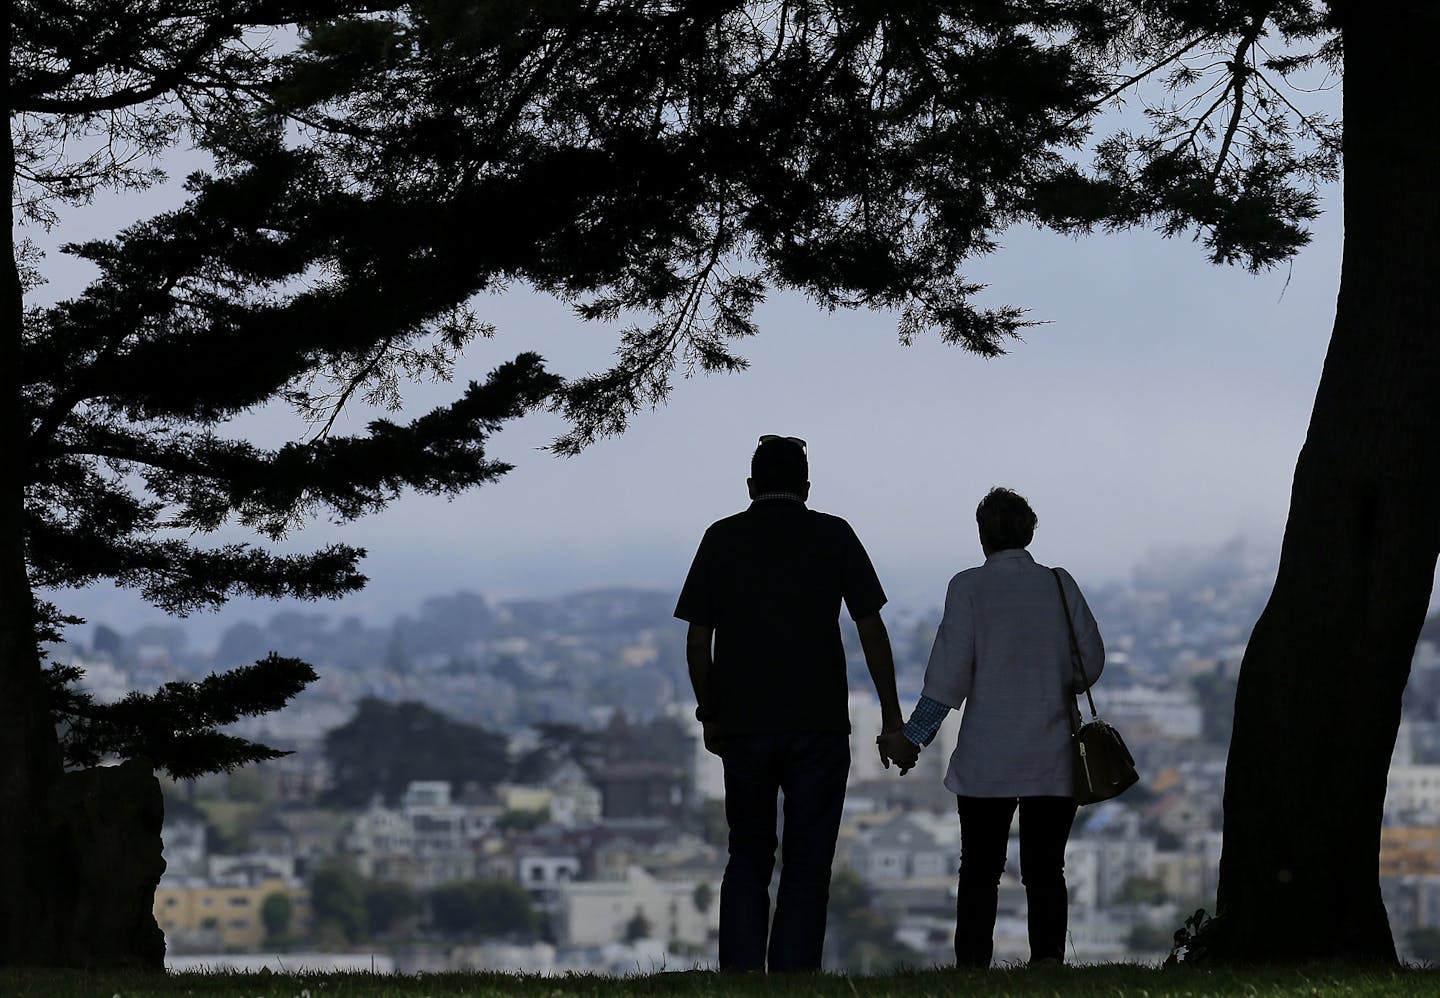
[1209,22,1263,184]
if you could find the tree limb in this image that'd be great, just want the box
[1066,32,1216,127]
[1209,21,1264,184]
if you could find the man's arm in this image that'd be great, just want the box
[859,612,919,773]
[856,611,903,734]
[686,623,722,755]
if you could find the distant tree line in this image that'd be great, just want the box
[825,870,921,973]
[305,866,537,948]
[321,698,691,808]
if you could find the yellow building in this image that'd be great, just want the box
[1381,826,1440,877]
[154,880,311,952]
[498,784,554,813]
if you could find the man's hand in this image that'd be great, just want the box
[687,623,720,756]
[877,729,920,775]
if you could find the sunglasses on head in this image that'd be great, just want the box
[759,434,807,451]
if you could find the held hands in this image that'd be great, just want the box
[876,728,920,775]
[701,721,724,757]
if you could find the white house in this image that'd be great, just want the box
[1386,765,1440,823]
[1100,685,1203,740]
[557,865,717,949]
[545,759,603,827]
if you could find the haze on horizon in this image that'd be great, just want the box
[32,144,1354,645]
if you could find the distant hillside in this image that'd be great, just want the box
[85,587,679,676]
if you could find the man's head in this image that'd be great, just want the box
[975,487,1037,554]
[748,435,809,499]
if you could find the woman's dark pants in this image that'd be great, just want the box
[954,795,1078,967]
[718,731,850,972]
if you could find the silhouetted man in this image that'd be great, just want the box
[675,434,906,972]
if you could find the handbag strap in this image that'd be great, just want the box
[1051,567,1099,722]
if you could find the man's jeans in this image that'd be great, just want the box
[718,731,850,972]
[954,795,1078,967]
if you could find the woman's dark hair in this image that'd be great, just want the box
[751,438,808,492]
[975,487,1037,551]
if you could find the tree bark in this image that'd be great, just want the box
[1,74,72,964]
[1207,3,1440,963]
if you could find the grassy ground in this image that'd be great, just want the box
[1,963,1437,998]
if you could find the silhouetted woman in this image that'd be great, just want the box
[886,487,1104,966]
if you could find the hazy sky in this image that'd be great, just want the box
[32,125,1347,640]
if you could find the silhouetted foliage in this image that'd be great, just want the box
[321,698,509,807]
[43,653,316,779]
[254,0,1333,460]
[1166,907,1218,967]
[11,1,1339,766]
[13,0,557,800]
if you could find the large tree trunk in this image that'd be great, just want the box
[3,79,166,972]
[0,504,72,969]
[1205,4,1440,963]
[1,93,70,963]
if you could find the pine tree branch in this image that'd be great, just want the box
[1066,32,1216,127]
[26,519,368,611]
[12,10,236,114]
[1250,68,1342,155]
[31,355,559,579]
[49,654,319,778]
[1209,24,1262,185]
[12,0,374,108]
[308,337,396,444]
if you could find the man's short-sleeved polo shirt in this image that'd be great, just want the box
[674,497,887,735]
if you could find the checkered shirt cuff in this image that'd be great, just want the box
[903,695,952,747]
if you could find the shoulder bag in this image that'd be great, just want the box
[1051,568,1139,805]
